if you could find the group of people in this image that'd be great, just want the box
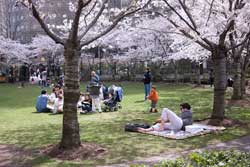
[78,71,123,114]
[35,71,123,114]
[35,68,193,132]
[35,85,64,114]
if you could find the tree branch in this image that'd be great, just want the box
[84,0,98,27]
[131,25,183,36]
[226,31,250,52]
[167,18,212,51]
[80,0,152,47]
[79,0,108,40]
[178,0,197,29]
[206,0,215,25]
[69,0,92,41]
[219,19,234,46]
[156,2,213,48]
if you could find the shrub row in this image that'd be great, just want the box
[131,150,250,167]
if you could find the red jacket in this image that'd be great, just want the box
[148,89,158,102]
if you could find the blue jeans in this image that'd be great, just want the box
[144,83,151,99]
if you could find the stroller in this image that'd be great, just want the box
[103,86,123,112]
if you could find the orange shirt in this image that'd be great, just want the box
[148,89,158,102]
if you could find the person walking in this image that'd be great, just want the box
[143,68,152,100]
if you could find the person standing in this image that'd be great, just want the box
[90,71,100,84]
[41,70,47,88]
[18,64,28,88]
[148,86,159,113]
[87,71,101,112]
[143,68,152,100]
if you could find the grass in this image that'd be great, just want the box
[0,82,249,167]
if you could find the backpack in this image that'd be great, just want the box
[124,123,150,132]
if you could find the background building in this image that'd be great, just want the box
[11,0,73,43]
[1,0,132,43]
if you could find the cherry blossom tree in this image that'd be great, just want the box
[0,36,30,64]
[146,0,250,125]
[16,0,152,149]
[227,1,250,100]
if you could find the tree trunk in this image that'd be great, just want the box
[60,41,81,149]
[232,57,243,99]
[127,66,130,80]
[241,71,246,96]
[174,62,178,83]
[209,46,227,125]
[196,64,201,86]
[112,62,117,81]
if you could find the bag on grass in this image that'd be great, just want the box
[125,123,150,132]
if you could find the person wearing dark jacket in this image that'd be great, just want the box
[143,68,152,100]
[19,64,29,88]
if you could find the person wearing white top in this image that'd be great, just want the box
[53,95,64,114]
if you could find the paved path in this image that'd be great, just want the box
[99,135,250,167]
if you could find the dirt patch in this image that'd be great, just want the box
[42,143,107,161]
[0,143,106,166]
[0,144,33,167]
[226,99,250,108]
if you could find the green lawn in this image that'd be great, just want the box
[0,82,249,167]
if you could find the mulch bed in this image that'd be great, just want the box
[226,98,250,108]
[195,117,248,128]
[0,142,106,167]
[42,143,107,161]
[0,144,34,167]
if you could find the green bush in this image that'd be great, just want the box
[131,151,250,167]
[189,150,250,167]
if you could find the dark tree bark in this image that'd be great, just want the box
[171,60,178,83]
[196,64,201,86]
[209,45,227,125]
[111,62,117,81]
[241,44,250,96]
[232,56,243,99]
[241,71,246,96]
[60,40,81,149]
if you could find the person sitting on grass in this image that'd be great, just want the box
[148,86,158,113]
[36,90,51,113]
[49,87,57,103]
[138,103,192,132]
[53,94,64,114]
[79,93,92,114]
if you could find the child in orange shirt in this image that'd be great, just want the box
[148,86,158,113]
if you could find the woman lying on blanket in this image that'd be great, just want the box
[138,103,192,132]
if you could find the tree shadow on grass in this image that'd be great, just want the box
[0,120,248,166]
[134,100,146,103]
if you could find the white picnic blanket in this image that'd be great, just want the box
[139,124,225,139]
